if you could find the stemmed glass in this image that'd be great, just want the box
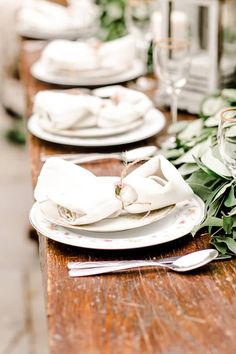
[153,38,191,124]
[125,0,157,90]
[218,107,236,179]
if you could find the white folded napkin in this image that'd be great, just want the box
[40,35,136,75]
[33,87,153,131]
[17,0,100,36]
[34,156,193,225]
[33,91,102,130]
[98,87,153,128]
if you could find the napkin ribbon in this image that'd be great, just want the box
[114,158,152,214]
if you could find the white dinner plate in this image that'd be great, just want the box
[42,118,144,138]
[31,59,145,87]
[29,195,205,250]
[28,108,165,147]
[39,200,175,232]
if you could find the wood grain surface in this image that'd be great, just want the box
[20,40,236,354]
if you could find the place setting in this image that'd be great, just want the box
[29,154,205,257]
[28,85,166,146]
[30,34,145,87]
[28,0,160,88]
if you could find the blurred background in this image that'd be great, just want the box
[0,0,235,353]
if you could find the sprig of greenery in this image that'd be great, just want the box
[160,89,236,255]
[5,117,26,145]
[96,0,127,41]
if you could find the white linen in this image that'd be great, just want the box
[34,156,193,225]
[33,87,153,131]
[17,0,100,36]
[40,36,136,75]
[33,91,102,130]
[98,87,153,128]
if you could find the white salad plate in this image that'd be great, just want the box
[30,59,145,87]
[29,195,205,250]
[27,108,165,147]
[39,201,175,232]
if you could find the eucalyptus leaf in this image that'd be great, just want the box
[229,206,236,216]
[178,119,203,141]
[201,146,232,178]
[205,115,219,127]
[158,148,185,160]
[178,163,200,176]
[194,156,219,178]
[213,236,236,254]
[211,181,233,204]
[187,182,212,201]
[174,139,211,164]
[222,89,236,103]
[192,216,222,236]
[201,95,226,117]
[223,215,234,234]
[168,121,188,135]
[225,185,236,207]
[211,240,228,254]
[187,170,218,186]
[208,196,224,217]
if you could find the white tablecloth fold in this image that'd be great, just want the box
[34,156,193,225]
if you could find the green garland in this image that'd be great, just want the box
[96,0,127,41]
[160,89,236,255]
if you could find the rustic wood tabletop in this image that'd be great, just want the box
[20,40,236,354]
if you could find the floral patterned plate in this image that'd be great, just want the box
[39,201,175,232]
[29,195,205,250]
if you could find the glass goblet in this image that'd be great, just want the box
[125,0,158,90]
[218,107,236,179]
[153,38,191,124]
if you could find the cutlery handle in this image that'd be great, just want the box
[68,259,172,270]
[68,261,168,277]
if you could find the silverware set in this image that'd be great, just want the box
[67,250,231,277]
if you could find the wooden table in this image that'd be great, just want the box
[21,40,236,354]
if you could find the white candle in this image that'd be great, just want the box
[151,10,189,40]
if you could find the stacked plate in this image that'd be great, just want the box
[30,153,205,251]
[30,35,145,87]
[30,196,204,250]
[28,86,166,147]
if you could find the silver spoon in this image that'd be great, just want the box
[68,249,219,277]
[40,145,158,163]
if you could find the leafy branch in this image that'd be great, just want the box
[160,89,236,255]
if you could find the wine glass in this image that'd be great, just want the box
[125,0,157,90]
[218,107,236,179]
[153,38,191,124]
